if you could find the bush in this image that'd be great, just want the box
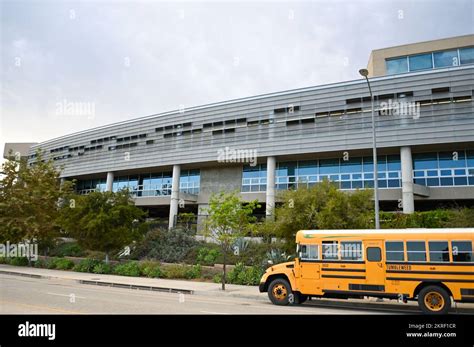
[196,247,220,266]
[131,228,197,263]
[34,258,46,268]
[50,242,85,257]
[139,261,162,278]
[213,274,222,283]
[114,261,140,277]
[53,258,75,270]
[0,256,9,264]
[73,258,102,273]
[185,264,202,279]
[9,257,30,266]
[163,264,189,279]
[92,263,113,274]
[227,262,264,286]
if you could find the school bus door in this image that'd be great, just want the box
[364,240,385,286]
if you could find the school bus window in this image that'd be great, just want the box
[367,247,381,262]
[341,241,362,260]
[428,241,450,262]
[407,241,427,261]
[386,241,404,261]
[322,241,339,260]
[301,244,318,260]
[451,241,473,262]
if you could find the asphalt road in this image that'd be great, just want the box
[0,274,397,315]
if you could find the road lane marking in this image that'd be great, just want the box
[46,292,86,299]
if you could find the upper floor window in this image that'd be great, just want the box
[409,53,433,71]
[460,47,474,65]
[385,47,474,75]
[433,50,459,68]
[386,57,408,75]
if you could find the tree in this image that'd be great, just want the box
[272,180,374,250]
[203,191,260,290]
[58,190,147,263]
[0,150,74,252]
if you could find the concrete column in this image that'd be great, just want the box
[400,146,415,214]
[266,156,276,219]
[106,171,114,192]
[169,164,181,229]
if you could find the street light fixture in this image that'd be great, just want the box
[359,68,380,229]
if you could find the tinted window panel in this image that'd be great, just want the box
[386,241,404,261]
[386,57,408,75]
[409,54,433,71]
[452,241,473,262]
[433,50,459,68]
[460,47,474,65]
[429,241,450,262]
[407,241,426,261]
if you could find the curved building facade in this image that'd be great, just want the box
[13,35,474,229]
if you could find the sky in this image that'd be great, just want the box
[1,0,473,160]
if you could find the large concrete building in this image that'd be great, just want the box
[5,35,474,229]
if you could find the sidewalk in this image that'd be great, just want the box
[1,264,473,313]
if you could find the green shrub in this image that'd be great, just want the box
[50,242,85,257]
[131,228,197,263]
[92,263,113,274]
[114,261,140,277]
[73,258,102,273]
[53,258,75,270]
[0,256,9,264]
[228,262,264,286]
[34,258,46,268]
[163,264,189,279]
[196,248,220,266]
[139,261,162,278]
[9,257,30,266]
[185,264,202,279]
[213,274,222,283]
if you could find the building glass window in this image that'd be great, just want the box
[409,53,433,71]
[242,164,267,192]
[459,47,474,65]
[180,169,200,195]
[386,57,408,75]
[433,50,459,68]
[413,150,473,187]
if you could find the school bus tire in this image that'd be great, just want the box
[268,278,293,306]
[418,285,451,315]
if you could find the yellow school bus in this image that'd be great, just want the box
[259,228,474,314]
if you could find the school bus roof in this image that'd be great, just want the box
[296,228,474,242]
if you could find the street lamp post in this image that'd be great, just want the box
[359,68,380,229]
